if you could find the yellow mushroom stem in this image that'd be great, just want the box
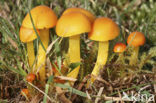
[129,47,139,65]
[36,29,49,82]
[67,35,80,79]
[92,41,109,76]
[27,42,35,69]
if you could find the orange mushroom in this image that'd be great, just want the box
[114,43,126,62]
[127,31,145,65]
[56,12,91,79]
[26,73,36,83]
[114,43,126,53]
[21,88,29,97]
[57,7,95,79]
[21,5,57,81]
[89,17,119,77]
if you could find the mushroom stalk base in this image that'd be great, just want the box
[27,42,35,70]
[130,47,139,65]
[36,29,49,82]
[67,35,80,79]
[92,41,109,76]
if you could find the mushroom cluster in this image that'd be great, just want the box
[20,5,146,87]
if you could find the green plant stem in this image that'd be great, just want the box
[130,47,139,65]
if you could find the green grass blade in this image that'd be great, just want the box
[43,84,49,103]
[43,76,54,103]
[55,83,87,97]
[16,59,27,76]
[27,8,46,52]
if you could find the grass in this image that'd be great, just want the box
[0,0,156,103]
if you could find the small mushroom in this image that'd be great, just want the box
[113,43,126,53]
[127,31,145,65]
[88,17,119,78]
[21,5,57,82]
[26,73,36,83]
[56,12,91,79]
[21,88,29,97]
[113,43,126,62]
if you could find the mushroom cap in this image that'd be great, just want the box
[21,89,29,96]
[20,26,40,43]
[22,5,57,29]
[26,73,36,83]
[56,12,91,37]
[88,17,119,42]
[62,7,95,23]
[113,43,126,53]
[127,31,145,47]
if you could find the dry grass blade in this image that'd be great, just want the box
[46,38,59,55]
[29,94,42,103]
[117,89,123,103]
[27,82,54,103]
[86,91,91,100]
[95,87,104,103]
[139,85,151,93]
[7,37,18,49]
[56,76,77,82]
[96,76,112,86]
[46,58,52,70]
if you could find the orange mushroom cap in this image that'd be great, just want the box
[22,5,57,29]
[62,7,95,23]
[113,43,126,53]
[89,17,119,41]
[127,31,145,47]
[56,12,91,37]
[21,89,29,96]
[26,73,36,83]
[20,26,40,43]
